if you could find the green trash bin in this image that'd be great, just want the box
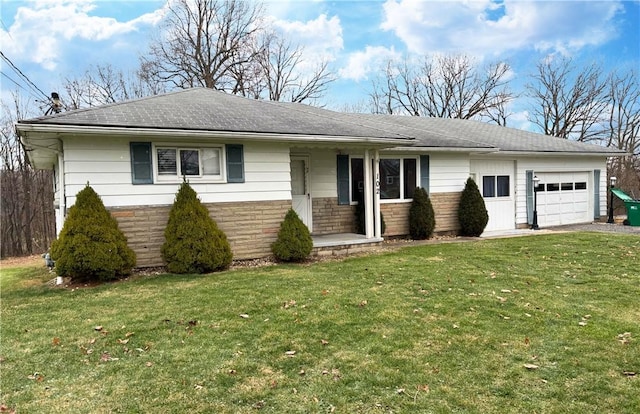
[625,201,640,226]
[611,188,640,227]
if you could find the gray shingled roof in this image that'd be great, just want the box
[272,103,492,150]
[384,116,621,154]
[19,87,624,155]
[18,88,407,140]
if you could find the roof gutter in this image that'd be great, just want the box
[493,150,628,157]
[384,146,495,153]
[15,123,414,147]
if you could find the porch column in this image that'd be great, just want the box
[373,150,381,238]
[363,149,374,238]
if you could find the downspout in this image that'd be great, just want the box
[373,150,381,239]
[57,147,65,235]
[56,143,65,286]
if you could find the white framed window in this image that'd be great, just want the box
[154,145,223,182]
[380,157,417,201]
[350,157,418,202]
[482,175,510,198]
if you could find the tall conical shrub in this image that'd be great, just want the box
[271,209,313,262]
[458,177,489,236]
[409,187,436,239]
[50,184,135,282]
[161,181,232,274]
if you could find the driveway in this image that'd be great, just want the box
[479,222,639,239]
[545,222,640,235]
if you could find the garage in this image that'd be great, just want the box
[535,172,591,226]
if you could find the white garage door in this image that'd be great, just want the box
[536,172,591,226]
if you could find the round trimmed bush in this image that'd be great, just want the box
[161,181,232,274]
[271,209,313,262]
[409,187,436,239]
[50,184,136,282]
[458,177,489,236]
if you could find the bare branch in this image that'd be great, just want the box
[368,54,513,124]
[526,57,609,141]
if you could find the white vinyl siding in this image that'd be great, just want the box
[429,153,471,193]
[62,136,291,207]
[307,149,336,198]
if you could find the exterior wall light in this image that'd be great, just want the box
[607,176,617,224]
[532,175,540,230]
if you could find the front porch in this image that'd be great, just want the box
[311,233,384,257]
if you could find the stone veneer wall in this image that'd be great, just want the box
[380,203,411,236]
[311,197,356,235]
[111,200,291,268]
[381,192,462,236]
[430,192,462,234]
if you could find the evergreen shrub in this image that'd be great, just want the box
[271,209,313,262]
[161,181,232,274]
[50,184,135,282]
[458,177,489,236]
[409,187,436,239]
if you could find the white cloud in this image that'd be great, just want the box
[271,13,344,63]
[339,45,401,81]
[0,0,165,70]
[380,0,624,58]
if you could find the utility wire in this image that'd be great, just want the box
[0,51,50,102]
[0,19,12,39]
[1,71,31,93]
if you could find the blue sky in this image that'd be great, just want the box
[1,0,639,130]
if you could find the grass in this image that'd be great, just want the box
[1,232,639,413]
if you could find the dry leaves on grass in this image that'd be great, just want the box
[617,332,632,344]
[0,404,17,413]
[27,372,44,381]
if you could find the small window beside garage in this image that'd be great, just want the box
[497,176,510,197]
[482,175,510,198]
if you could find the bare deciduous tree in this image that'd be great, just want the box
[254,34,334,103]
[605,69,640,198]
[141,0,334,103]
[62,64,165,109]
[526,57,609,142]
[369,55,513,125]
[1,93,55,258]
[141,0,264,91]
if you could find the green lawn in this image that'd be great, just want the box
[1,233,638,413]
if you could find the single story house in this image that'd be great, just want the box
[17,88,624,267]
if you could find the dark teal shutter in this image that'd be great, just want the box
[420,155,430,194]
[226,144,244,183]
[526,170,534,225]
[130,142,153,184]
[337,154,350,205]
[594,169,601,218]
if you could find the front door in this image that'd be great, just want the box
[291,156,312,229]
